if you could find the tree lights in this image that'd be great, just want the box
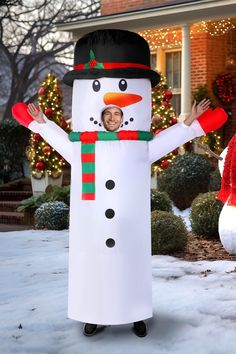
[27,73,70,179]
[151,73,178,173]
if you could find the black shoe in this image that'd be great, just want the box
[132,321,147,337]
[83,323,97,336]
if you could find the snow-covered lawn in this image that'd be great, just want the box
[1,229,236,354]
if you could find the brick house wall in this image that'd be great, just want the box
[101,0,193,15]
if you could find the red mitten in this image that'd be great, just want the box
[12,102,33,128]
[197,107,227,133]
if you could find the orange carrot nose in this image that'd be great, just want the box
[103,92,142,108]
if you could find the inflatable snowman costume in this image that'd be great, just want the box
[12,30,227,325]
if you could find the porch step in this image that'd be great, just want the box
[0,211,25,225]
[0,178,32,191]
[0,166,71,229]
[0,223,33,232]
[0,190,32,201]
[0,201,21,212]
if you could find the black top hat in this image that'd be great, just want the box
[63,29,160,87]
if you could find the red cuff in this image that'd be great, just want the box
[197,107,228,134]
[12,102,34,128]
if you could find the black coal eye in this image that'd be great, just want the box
[119,79,127,91]
[92,80,101,92]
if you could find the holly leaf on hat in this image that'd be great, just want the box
[84,49,104,69]
[90,50,95,60]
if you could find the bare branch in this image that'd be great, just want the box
[195,138,223,160]
[0,0,100,119]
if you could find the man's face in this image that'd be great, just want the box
[101,107,123,132]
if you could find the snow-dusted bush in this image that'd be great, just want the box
[151,210,187,254]
[157,153,211,210]
[190,191,223,239]
[151,189,172,212]
[35,201,69,230]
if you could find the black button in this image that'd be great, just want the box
[106,238,115,248]
[105,180,115,190]
[105,209,115,219]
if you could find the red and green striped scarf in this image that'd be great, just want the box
[69,130,153,200]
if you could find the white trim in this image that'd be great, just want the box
[180,24,191,119]
[56,0,236,38]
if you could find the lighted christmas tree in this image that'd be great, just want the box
[27,73,70,179]
[151,73,179,173]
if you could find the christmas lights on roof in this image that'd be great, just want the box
[139,18,235,50]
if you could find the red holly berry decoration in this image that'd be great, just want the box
[33,133,41,142]
[160,159,169,169]
[38,86,45,95]
[60,119,68,129]
[89,59,97,68]
[163,90,173,100]
[42,145,51,154]
[35,161,45,170]
[171,117,178,125]
[45,107,53,117]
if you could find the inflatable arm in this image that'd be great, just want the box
[148,120,203,164]
[12,103,73,165]
[148,107,227,164]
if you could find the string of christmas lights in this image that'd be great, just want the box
[139,18,235,50]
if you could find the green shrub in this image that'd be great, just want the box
[151,189,172,212]
[43,185,70,205]
[17,185,70,212]
[0,119,30,183]
[157,153,211,210]
[17,195,43,213]
[35,201,69,230]
[190,191,223,239]
[208,169,221,191]
[151,210,187,254]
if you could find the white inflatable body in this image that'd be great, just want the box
[218,147,236,255]
[29,78,205,324]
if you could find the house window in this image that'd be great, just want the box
[150,53,157,70]
[165,50,181,116]
[165,51,181,89]
[151,49,182,116]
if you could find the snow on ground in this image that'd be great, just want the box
[172,206,191,231]
[0,224,236,353]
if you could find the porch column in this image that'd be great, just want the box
[179,23,191,122]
